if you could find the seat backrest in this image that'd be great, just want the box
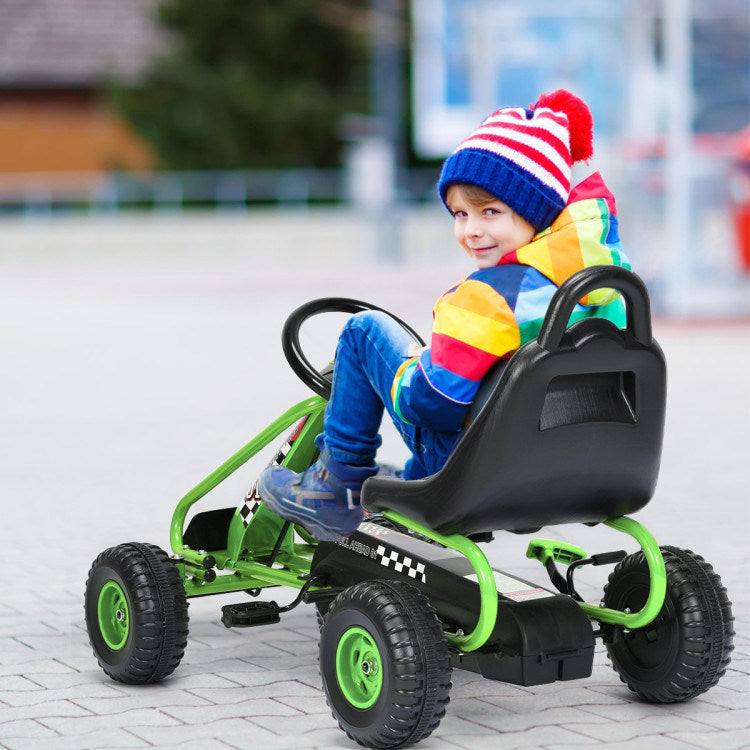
[362,267,667,535]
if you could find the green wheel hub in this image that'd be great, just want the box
[97,580,130,650]
[335,626,383,709]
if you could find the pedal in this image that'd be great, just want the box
[221,601,281,628]
[526,538,587,566]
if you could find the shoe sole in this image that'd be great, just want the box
[256,474,359,543]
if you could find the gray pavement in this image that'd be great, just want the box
[1,212,748,749]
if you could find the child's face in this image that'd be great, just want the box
[446,185,536,269]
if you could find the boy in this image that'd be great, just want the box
[258,90,630,541]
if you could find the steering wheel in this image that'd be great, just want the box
[282,298,426,399]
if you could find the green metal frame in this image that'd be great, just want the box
[581,517,667,629]
[381,510,498,653]
[167,397,667,649]
[170,395,327,598]
[526,518,666,628]
[381,510,667,653]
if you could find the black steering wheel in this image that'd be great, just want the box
[282,298,426,399]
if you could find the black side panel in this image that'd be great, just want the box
[183,508,235,551]
[310,523,595,686]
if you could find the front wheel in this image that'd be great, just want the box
[320,580,452,749]
[85,542,189,684]
[602,545,734,702]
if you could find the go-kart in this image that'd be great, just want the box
[85,266,734,749]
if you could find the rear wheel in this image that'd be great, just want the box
[602,545,734,702]
[85,542,189,684]
[320,580,452,749]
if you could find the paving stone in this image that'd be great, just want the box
[449,672,534,700]
[0,729,150,750]
[0,676,47,695]
[247,710,351,736]
[24,671,128,692]
[441,697,514,724]
[695,685,750,710]
[440,709,519,736]
[37,707,183,734]
[681,707,750,731]
[0,683,126,708]
[162,696,302,724]
[0,718,60,740]
[212,666,323,691]
[148,741,238,750]
[452,706,614,734]
[126,717,276,747]
[543,739,696,750]
[425,737,500,750]
[184,635,294,657]
[0,700,90,724]
[0,622,65,638]
[212,726,344,750]
[580,700,724,722]
[0,657,84,677]
[71,688,212,714]
[239,654,320,672]
[669,727,750,750]
[719,670,750,689]
[272,694,331,715]
[155,670,245,689]
[187,679,322,706]
[439,724,602,749]
[571,715,722,743]
[478,685,629,712]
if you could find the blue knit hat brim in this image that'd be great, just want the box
[438,149,566,232]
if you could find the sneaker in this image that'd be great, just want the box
[257,448,378,542]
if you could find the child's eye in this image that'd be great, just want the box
[452,209,467,218]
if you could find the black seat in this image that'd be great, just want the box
[362,266,667,536]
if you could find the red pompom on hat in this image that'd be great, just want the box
[535,89,594,163]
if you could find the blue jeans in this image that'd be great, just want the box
[321,311,459,481]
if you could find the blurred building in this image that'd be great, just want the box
[0,0,163,175]
[411,0,749,158]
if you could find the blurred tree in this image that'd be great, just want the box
[111,0,370,169]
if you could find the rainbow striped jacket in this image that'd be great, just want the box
[391,172,631,433]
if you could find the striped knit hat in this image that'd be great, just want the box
[438,90,594,231]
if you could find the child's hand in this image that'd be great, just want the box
[408,342,428,357]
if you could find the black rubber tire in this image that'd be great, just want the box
[602,545,734,702]
[320,580,452,749]
[85,542,189,684]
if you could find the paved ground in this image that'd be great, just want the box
[1,212,748,749]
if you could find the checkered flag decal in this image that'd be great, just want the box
[376,545,426,583]
[237,415,309,527]
[239,489,261,526]
[237,437,294,526]
[274,440,292,465]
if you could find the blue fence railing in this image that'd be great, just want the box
[0,168,440,215]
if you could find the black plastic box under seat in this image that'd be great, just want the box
[450,592,596,686]
[310,522,595,688]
